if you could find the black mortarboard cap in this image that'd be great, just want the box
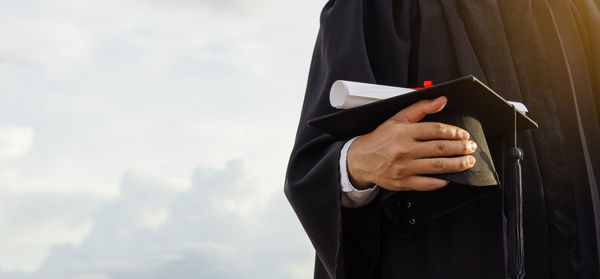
[308,75,537,216]
[308,75,537,189]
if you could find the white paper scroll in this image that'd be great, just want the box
[329,80,415,109]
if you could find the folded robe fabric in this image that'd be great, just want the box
[284,0,600,278]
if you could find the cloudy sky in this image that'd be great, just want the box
[0,0,324,278]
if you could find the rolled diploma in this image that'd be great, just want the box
[330,80,415,109]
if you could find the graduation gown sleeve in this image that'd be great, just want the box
[284,0,415,277]
[284,1,372,277]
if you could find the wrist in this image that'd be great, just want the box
[348,171,374,190]
[347,137,375,190]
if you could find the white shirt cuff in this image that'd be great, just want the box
[339,137,379,208]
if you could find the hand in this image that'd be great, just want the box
[347,96,477,191]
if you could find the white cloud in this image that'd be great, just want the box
[0,126,34,162]
[0,169,119,198]
[0,217,92,273]
[0,161,312,278]
[140,207,169,230]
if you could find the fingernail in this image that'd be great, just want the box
[468,156,476,166]
[461,130,470,140]
[435,96,447,105]
[470,141,477,151]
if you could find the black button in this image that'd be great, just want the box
[408,218,416,225]
[398,201,413,208]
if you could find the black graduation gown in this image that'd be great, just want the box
[284,0,600,278]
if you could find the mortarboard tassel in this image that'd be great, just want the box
[506,106,526,279]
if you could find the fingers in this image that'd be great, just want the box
[408,122,470,141]
[377,155,476,191]
[410,139,477,158]
[391,96,447,124]
[409,155,476,175]
[384,176,450,192]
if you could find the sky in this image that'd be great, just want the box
[0,0,325,278]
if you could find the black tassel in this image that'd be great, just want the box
[506,107,525,279]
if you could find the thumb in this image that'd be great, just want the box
[391,96,447,123]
